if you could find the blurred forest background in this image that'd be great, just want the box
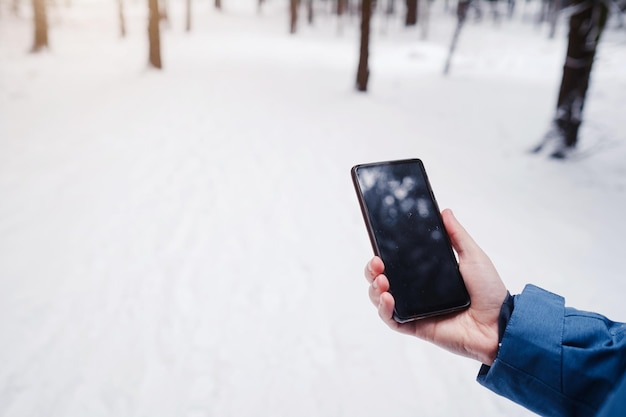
[6,0,626,82]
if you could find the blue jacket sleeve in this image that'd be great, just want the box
[477,284,626,417]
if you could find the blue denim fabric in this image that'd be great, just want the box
[477,284,626,417]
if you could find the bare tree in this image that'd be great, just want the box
[356,0,372,91]
[118,0,127,38]
[381,0,397,33]
[148,0,162,68]
[419,0,432,39]
[31,0,48,52]
[405,0,418,25]
[443,0,470,75]
[533,0,609,158]
[290,0,299,33]
[185,0,191,31]
[547,0,561,38]
[337,0,347,15]
[307,0,314,24]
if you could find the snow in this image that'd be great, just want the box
[1,1,625,416]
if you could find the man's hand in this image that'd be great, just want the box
[364,209,508,365]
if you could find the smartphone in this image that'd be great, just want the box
[351,158,470,323]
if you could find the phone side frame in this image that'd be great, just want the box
[350,165,383,259]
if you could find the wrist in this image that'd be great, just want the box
[483,291,515,365]
[461,313,500,366]
[479,326,501,366]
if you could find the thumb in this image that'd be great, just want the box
[441,209,482,261]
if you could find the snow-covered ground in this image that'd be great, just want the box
[1,1,625,416]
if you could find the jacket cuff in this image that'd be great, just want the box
[477,284,596,417]
[498,291,515,343]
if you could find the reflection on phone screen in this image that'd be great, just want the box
[354,160,469,320]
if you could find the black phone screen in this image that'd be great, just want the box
[352,159,470,322]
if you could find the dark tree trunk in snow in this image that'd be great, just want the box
[31,0,49,52]
[185,0,191,31]
[550,0,608,153]
[289,0,299,33]
[148,0,162,68]
[356,0,372,92]
[307,0,314,24]
[118,0,127,38]
[443,0,469,75]
[420,0,432,39]
[405,0,418,25]
[337,0,347,15]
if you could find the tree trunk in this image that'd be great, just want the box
[547,0,561,38]
[419,0,431,39]
[31,0,49,52]
[118,0,127,38]
[356,0,371,92]
[552,0,608,149]
[337,0,347,15]
[185,0,191,31]
[307,0,314,24]
[289,0,299,34]
[443,0,469,75]
[405,0,417,25]
[214,0,221,10]
[148,0,162,68]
